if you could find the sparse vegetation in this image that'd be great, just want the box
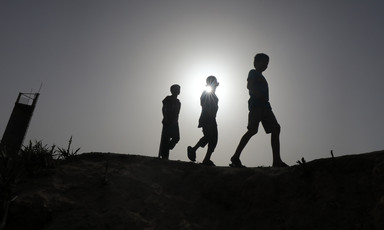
[20,136,81,172]
[56,136,80,160]
[20,140,56,174]
[1,137,81,229]
[296,157,306,165]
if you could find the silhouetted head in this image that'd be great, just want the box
[205,76,219,93]
[170,84,180,96]
[206,76,219,87]
[254,53,269,72]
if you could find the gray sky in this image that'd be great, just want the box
[1,0,384,166]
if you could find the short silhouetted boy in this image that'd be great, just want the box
[159,84,181,159]
[187,76,219,166]
[230,53,288,167]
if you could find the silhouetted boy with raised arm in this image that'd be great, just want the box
[187,76,219,166]
[159,84,181,159]
[230,53,288,168]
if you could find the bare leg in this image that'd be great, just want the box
[271,127,287,167]
[203,150,213,162]
[232,130,256,160]
[192,138,205,151]
[271,129,281,163]
[159,127,170,159]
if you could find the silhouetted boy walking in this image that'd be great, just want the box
[230,53,287,167]
[159,84,181,159]
[187,76,219,166]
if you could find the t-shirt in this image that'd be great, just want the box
[247,69,271,110]
[198,91,218,128]
[162,96,181,125]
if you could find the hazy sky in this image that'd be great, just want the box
[1,0,384,167]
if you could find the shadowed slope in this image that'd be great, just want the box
[4,151,384,230]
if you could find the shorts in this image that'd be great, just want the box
[198,123,218,153]
[247,108,280,134]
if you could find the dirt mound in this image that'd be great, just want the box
[4,151,384,230]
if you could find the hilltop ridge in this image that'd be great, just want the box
[4,151,384,230]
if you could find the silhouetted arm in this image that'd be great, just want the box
[177,101,181,115]
[247,76,263,98]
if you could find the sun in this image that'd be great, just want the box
[175,55,237,118]
[205,85,213,93]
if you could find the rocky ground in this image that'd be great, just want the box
[2,150,384,230]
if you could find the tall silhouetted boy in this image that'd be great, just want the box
[159,84,181,159]
[230,53,287,167]
[187,76,219,166]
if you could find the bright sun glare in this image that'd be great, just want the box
[178,56,235,117]
[205,85,213,93]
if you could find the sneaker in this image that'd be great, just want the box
[187,146,196,162]
[229,157,246,168]
[202,159,215,166]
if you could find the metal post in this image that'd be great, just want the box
[1,93,40,155]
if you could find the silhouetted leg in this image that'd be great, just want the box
[271,126,287,167]
[162,138,170,159]
[232,130,256,160]
[168,123,180,150]
[158,132,164,158]
[203,150,212,162]
[203,125,217,164]
[162,149,170,159]
[271,127,281,164]
[159,127,165,158]
[169,136,180,150]
[231,109,259,166]
[187,136,207,162]
[159,126,170,159]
